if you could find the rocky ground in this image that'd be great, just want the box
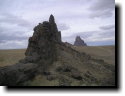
[23,43,115,86]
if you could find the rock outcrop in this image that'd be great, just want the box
[22,14,61,71]
[64,42,72,47]
[74,36,87,46]
[0,63,38,85]
[0,14,62,85]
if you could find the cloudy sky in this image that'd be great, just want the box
[0,0,115,49]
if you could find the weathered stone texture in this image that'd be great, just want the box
[0,14,62,85]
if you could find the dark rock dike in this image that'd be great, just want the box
[0,15,62,86]
[24,14,61,71]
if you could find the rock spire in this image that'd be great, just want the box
[24,15,62,69]
[74,36,87,46]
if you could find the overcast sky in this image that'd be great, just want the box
[0,0,115,49]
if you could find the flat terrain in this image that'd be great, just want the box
[72,45,115,65]
[0,45,115,86]
[0,45,115,66]
[0,49,25,67]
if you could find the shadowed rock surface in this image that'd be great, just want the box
[74,36,87,46]
[0,15,115,86]
[0,63,38,85]
[23,14,61,71]
[64,42,72,47]
[0,14,62,85]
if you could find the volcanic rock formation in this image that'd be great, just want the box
[0,15,115,86]
[74,36,87,46]
[22,14,61,71]
[0,14,62,85]
[64,42,72,47]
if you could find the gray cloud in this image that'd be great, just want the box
[89,10,113,18]
[0,40,28,49]
[62,29,115,45]
[89,0,115,18]
[0,32,28,42]
[99,24,115,38]
[0,0,115,49]
[99,30,115,38]
[62,31,98,44]
[0,28,28,49]
[0,13,33,28]
[99,24,115,30]
[89,0,114,11]
[58,23,70,31]
[0,13,31,49]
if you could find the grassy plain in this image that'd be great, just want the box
[0,46,115,67]
[0,46,115,86]
[0,49,25,67]
[72,45,115,65]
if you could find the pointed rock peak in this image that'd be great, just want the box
[74,36,87,46]
[49,14,55,23]
[76,36,81,40]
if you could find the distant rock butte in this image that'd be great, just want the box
[74,36,87,46]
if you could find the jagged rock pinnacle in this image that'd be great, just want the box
[49,14,55,23]
[24,14,62,67]
[0,15,62,85]
[76,36,81,41]
[74,36,87,46]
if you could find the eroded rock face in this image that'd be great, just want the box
[25,14,61,65]
[64,42,72,47]
[74,36,87,46]
[0,63,38,86]
[0,14,62,85]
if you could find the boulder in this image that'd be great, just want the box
[47,74,57,81]
[0,63,38,86]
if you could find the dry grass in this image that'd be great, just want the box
[0,46,115,86]
[0,45,115,67]
[23,75,59,86]
[72,45,115,65]
[0,49,25,67]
